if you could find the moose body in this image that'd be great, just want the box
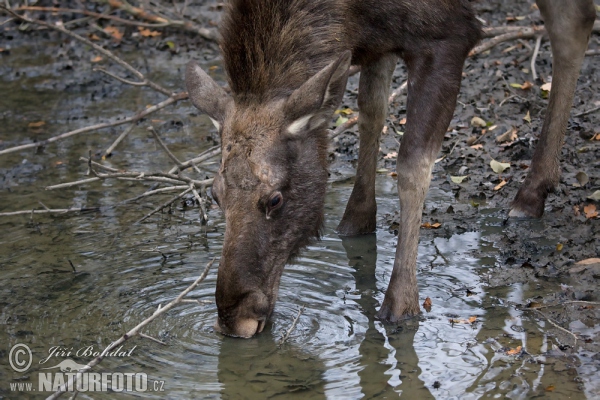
[186,0,597,337]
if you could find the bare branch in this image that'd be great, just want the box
[0,93,187,156]
[46,259,215,399]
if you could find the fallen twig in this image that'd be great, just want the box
[136,187,193,223]
[46,258,214,399]
[0,93,187,156]
[104,124,136,158]
[278,305,305,346]
[0,207,100,217]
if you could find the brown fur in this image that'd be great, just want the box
[185,0,596,337]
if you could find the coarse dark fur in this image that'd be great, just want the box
[186,0,596,337]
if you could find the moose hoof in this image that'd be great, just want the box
[336,217,376,236]
[508,201,544,219]
[376,300,420,323]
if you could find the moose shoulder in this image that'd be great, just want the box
[185,0,597,337]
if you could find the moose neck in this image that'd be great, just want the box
[220,0,347,103]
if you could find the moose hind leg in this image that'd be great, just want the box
[337,54,397,236]
[510,0,596,218]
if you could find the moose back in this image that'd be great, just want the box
[185,0,596,337]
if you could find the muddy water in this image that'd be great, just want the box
[1,50,597,400]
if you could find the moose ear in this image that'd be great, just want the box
[185,61,232,131]
[284,51,351,136]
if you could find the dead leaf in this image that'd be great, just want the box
[575,171,589,187]
[208,65,219,71]
[573,205,581,217]
[587,190,600,201]
[421,222,442,229]
[493,179,507,191]
[575,258,600,265]
[490,159,510,174]
[495,128,518,143]
[104,26,123,42]
[506,346,522,355]
[583,204,598,219]
[383,151,397,160]
[470,144,483,150]
[335,115,348,127]
[399,117,407,125]
[388,171,397,178]
[521,81,533,90]
[471,116,486,128]
[545,385,555,392]
[540,82,552,92]
[89,33,101,41]
[28,121,46,128]
[556,243,563,251]
[592,133,600,141]
[523,111,531,123]
[91,56,103,63]
[138,27,161,37]
[449,316,477,324]
[335,108,354,115]
[423,297,432,312]
[451,175,468,184]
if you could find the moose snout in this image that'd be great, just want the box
[214,290,271,338]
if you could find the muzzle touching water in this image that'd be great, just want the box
[214,286,272,338]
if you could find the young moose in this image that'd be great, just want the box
[186,0,596,337]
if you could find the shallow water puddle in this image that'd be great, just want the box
[1,172,596,399]
[1,50,597,399]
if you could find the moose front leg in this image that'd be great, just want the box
[337,54,397,235]
[510,0,596,218]
[378,44,469,321]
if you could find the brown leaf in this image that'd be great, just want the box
[520,81,533,90]
[421,222,441,229]
[470,144,484,150]
[573,205,581,217]
[545,385,555,392]
[523,111,531,123]
[575,258,600,265]
[104,26,123,42]
[91,56,103,63]
[506,346,522,355]
[89,33,101,41]
[423,297,432,312]
[583,204,598,219]
[493,179,507,191]
[399,117,407,125]
[28,121,46,128]
[495,127,518,143]
[468,316,477,323]
[138,27,161,37]
[384,151,398,160]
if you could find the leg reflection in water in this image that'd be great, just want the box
[341,234,432,399]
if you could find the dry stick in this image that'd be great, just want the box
[46,259,214,400]
[97,0,217,41]
[278,305,305,346]
[148,126,184,167]
[168,146,222,174]
[0,6,173,96]
[188,182,208,222]
[473,20,600,57]
[0,207,100,217]
[0,93,187,156]
[14,6,174,29]
[530,34,543,81]
[534,310,578,347]
[45,177,101,190]
[94,67,147,87]
[136,187,192,223]
[119,185,189,203]
[573,105,600,118]
[104,123,136,157]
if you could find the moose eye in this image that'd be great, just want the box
[267,192,283,211]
